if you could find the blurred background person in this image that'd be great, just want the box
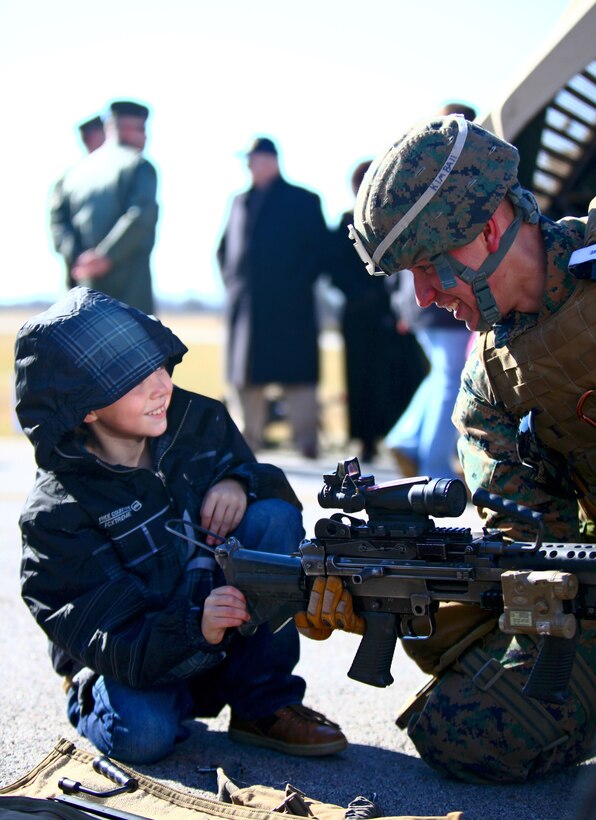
[385,102,476,478]
[50,100,158,314]
[386,272,470,478]
[325,160,427,463]
[50,114,106,288]
[217,137,327,459]
[78,115,106,154]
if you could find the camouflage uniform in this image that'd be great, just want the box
[350,115,596,783]
[454,214,594,543]
[407,627,595,783]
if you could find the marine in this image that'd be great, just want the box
[309,114,596,783]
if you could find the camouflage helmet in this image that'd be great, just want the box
[351,115,521,276]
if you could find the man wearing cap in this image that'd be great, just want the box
[50,115,106,288]
[78,115,106,154]
[217,137,327,458]
[50,101,158,313]
[330,114,595,783]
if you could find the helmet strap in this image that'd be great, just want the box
[508,182,540,225]
[433,213,523,329]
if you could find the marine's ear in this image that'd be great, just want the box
[83,410,98,423]
[482,214,502,255]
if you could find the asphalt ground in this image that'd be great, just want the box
[0,435,594,820]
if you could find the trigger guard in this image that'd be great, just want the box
[400,612,436,641]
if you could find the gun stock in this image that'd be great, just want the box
[214,540,308,633]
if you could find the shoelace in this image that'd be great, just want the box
[284,704,341,730]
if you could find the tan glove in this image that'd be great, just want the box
[294,576,366,640]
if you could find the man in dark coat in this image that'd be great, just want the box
[50,100,158,314]
[217,137,328,458]
[326,160,428,463]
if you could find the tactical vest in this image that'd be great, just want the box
[481,279,596,500]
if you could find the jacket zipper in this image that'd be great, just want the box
[154,398,193,486]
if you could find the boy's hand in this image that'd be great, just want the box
[201,585,250,644]
[201,478,247,545]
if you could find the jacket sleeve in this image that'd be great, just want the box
[296,192,328,285]
[95,160,158,267]
[20,484,225,688]
[49,176,79,268]
[452,344,580,542]
[201,398,302,511]
[216,229,226,270]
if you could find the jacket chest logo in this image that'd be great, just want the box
[98,500,143,528]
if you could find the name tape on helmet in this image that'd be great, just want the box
[372,116,469,268]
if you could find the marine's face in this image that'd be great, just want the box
[409,260,481,331]
[116,115,147,150]
[82,128,106,153]
[410,243,494,332]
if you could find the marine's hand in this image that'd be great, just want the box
[72,250,112,280]
[201,585,250,644]
[294,576,366,640]
[201,478,248,546]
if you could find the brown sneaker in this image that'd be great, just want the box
[228,704,347,757]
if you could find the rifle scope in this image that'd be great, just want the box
[318,459,467,518]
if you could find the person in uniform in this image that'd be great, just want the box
[299,114,595,783]
[50,114,106,288]
[77,115,106,154]
[50,100,158,314]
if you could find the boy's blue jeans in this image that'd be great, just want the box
[67,499,306,763]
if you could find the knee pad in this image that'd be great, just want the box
[406,637,594,784]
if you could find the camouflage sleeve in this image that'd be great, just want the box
[452,342,580,541]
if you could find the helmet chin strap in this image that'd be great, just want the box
[432,209,525,331]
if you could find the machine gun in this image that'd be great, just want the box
[168,458,596,705]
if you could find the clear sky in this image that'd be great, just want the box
[0,0,575,306]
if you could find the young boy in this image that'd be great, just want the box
[15,287,346,764]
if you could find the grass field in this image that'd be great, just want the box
[0,308,348,444]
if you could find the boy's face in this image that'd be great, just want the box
[85,366,173,441]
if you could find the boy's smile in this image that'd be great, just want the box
[84,366,173,467]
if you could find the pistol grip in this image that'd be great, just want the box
[523,634,577,704]
[347,611,397,688]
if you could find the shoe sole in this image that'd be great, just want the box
[228,727,347,757]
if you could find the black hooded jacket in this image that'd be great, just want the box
[15,288,301,687]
